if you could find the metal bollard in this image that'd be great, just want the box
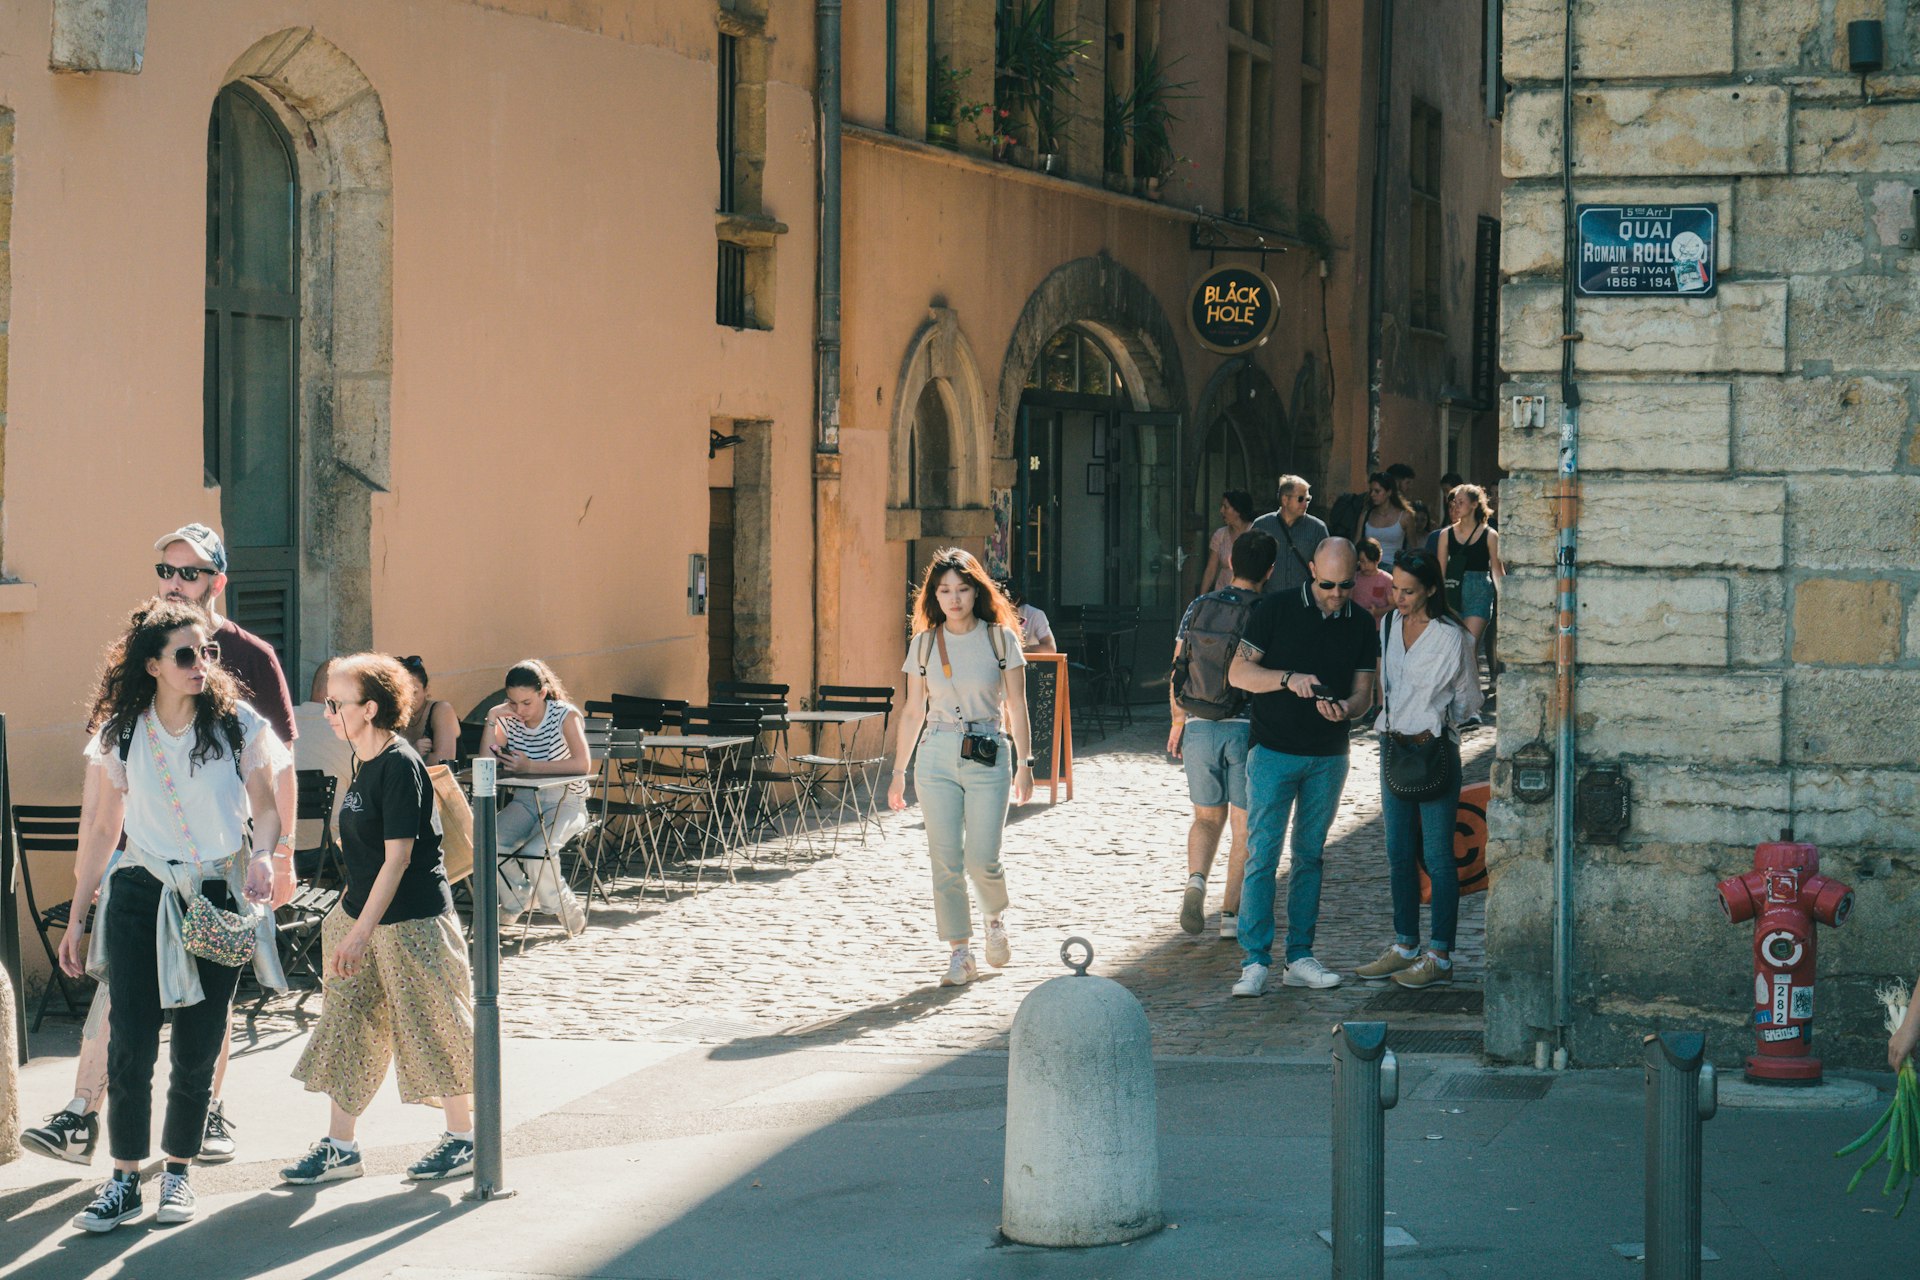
[1643,1031,1716,1280]
[1330,1022,1399,1280]
[466,757,515,1202]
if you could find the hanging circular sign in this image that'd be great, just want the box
[1187,265,1281,356]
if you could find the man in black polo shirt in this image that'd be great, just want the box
[1225,538,1377,997]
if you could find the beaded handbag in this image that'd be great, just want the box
[146,715,258,968]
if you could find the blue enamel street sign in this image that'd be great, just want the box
[1574,203,1718,298]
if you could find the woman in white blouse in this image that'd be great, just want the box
[1352,550,1483,992]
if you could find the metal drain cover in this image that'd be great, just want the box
[1428,1072,1554,1102]
[1389,1030,1483,1055]
[1368,986,1484,1015]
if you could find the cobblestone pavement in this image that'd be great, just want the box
[264,712,1494,1058]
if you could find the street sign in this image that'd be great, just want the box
[1187,265,1281,355]
[1574,204,1717,298]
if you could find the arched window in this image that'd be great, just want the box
[909,381,955,510]
[205,82,300,670]
[1028,327,1123,398]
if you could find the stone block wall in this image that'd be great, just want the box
[1491,0,1920,1067]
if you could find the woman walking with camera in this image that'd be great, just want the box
[1354,551,1482,992]
[283,653,476,1186]
[56,598,287,1232]
[887,549,1035,987]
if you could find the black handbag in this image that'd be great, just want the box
[1381,613,1461,803]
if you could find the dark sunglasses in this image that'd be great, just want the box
[171,641,220,669]
[155,563,216,583]
[399,655,427,674]
[1315,578,1356,591]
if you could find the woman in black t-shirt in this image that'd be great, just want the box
[285,653,477,1187]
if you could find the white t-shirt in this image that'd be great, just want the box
[1017,604,1052,648]
[903,623,1027,728]
[85,701,290,862]
[291,700,354,843]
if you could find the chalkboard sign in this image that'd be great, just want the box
[1026,662,1057,782]
[1575,203,1717,297]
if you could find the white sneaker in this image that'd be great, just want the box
[1231,962,1269,997]
[557,886,588,937]
[1282,956,1344,989]
[1219,912,1238,940]
[940,948,978,987]
[983,917,1011,968]
[155,1171,197,1225]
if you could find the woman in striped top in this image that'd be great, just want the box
[481,659,590,936]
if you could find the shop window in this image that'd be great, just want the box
[1224,0,1275,218]
[1297,0,1324,214]
[715,4,784,329]
[1409,98,1444,335]
[1028,328,1122,397]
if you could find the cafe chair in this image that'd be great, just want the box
[13,804,92,1031]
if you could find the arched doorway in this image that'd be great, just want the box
[205,82,301,671]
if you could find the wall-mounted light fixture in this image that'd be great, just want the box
[709,428,744,458]
[1849,19,1884,100]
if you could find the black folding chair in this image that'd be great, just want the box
[793,685,897,845]
[271,772,344,1003]
[13,804,91,1031]
[714,681,789,706]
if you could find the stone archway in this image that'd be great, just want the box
[221,28,393,686]
[992,253,1187,465]
[887,307,992,543]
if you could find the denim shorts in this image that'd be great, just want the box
[1461,571,1495,620]
[1181,717,1249,809]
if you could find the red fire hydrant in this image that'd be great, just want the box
[1716,839,1853,1085]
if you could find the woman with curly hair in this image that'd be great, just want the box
[282,653,476,1186]
[57,598,288,1232]
[887,549,1035,986]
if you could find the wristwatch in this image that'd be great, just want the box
[1021,756,1036,768]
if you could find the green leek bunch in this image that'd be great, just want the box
[1837,981,1920,1214]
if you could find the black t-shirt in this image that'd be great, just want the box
[337,738,453,924]
[1239,584,1380,757]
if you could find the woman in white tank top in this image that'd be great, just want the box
[1354,470,1417,568]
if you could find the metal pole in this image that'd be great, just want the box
[465,757,513,1201]
[1331,1021,1400,1280]
[1363,0,1395,473]
[1,713,26,1064]
[1643,1031,1716,1280]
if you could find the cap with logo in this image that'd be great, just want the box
[154,523,228,575]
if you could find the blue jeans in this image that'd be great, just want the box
[1239,746,1350,967]
[1380,745,1462,953]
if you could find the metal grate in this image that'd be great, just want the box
[1369,986,1484,1015]
[716,241,748,328]
[717,32,739,213]
[651,1016,764,1043]
[1389,1029,1483,1055]
[1429,1072,1554,1102]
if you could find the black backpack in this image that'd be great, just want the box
[1172,588,1259,720]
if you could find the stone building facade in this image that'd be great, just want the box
[1491,0,1920,1066]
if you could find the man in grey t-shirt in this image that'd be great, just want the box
[1251,474,1328,595]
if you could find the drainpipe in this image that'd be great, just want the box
[817,0,843,455]
[1550,0,1582,1058]
[1363,0,1395,473]
[813,0,843,699]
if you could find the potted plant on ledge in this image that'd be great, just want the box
[1127,42,1194,199]
[995,0,1089,172]
[929,57,983,149]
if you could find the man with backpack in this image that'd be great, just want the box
[1169,530,1277,938]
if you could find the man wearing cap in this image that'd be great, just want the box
[19,524,298,1169]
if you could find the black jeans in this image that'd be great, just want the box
[104,866,243,1162]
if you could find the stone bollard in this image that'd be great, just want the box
[1002,938,1161,1246]
[0,965,18,1163]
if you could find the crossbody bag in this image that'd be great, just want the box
[143,714,260,968]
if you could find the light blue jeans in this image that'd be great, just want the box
[1239,746,1350,968]
[914,729,1012,942]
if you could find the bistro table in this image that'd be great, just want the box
[491,771,597,945]
[637,733,756,889]
[778,710,885,849]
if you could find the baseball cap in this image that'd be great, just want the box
[154,523,228,574]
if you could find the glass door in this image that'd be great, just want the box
[1012,404,1061,612]
[1109,411,1182,697]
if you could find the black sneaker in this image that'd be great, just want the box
[406,1134,475,1182]
[280,1138,365,1185]
[23,1109,98,1165]
[72,1175,143,1233]
[155,1171,197,1225]
[198,1099,237,1164]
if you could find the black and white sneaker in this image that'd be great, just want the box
[198,1099,237,1164]
[155,1171,197,1225]
[280,1138,365,1185]
[406,1134,475,1182]
[72,1175,143,1233]
[23,1108,99,1165]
